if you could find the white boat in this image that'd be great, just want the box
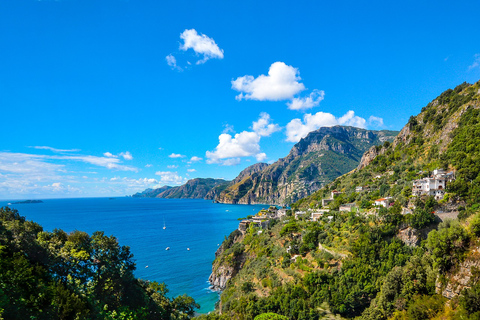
[163,217,166,230]
[165,247,170,251]
[187,248,190,251]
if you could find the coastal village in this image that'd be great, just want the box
[238,168,457,233]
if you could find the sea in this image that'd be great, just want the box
[0,197,267,314]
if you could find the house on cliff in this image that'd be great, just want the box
[412,169,455,200]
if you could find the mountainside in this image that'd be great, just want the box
[132,185,172,198]
[199,80,480,320]
[217,126,398,205]
[151,178,230,199]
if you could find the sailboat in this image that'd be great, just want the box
[163,218,166,230]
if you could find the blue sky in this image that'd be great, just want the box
[1,0,479,199]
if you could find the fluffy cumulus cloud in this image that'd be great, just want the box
[119,151,133,160]
[187,168,196,172]
[189,156,202,162]
[168,153,185,158]
[179,29,224,64]
[206,113,279,165]
[155,171,186,185]
[232,62,305,101]
[285,111,382,142]
[338,111,367,128]
[252,112,281,137]
[167,165,178,169]
[287,89,325,111]
[206,131,260,164]
[255,153,267,161]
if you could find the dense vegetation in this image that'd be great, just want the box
[198,81,480,320]
[0,206,198,320]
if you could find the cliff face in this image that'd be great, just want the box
[156,178,229,199]
[209,229,244,291]
[133,178,230,199]
[132,186,172,198]
[217,126,397,205]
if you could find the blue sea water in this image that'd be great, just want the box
[0,197,266,313]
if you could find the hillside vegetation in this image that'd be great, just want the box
[198,81,480,320]
[0,207,198,320]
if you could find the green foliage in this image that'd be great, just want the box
[458,282,480,318]
[279,221,300,237]
[470,212,480,236]
[0,207,198,320]
[254,312,288,320]
[406,295,446,320]
[426,219,470,272]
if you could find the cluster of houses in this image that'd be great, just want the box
[238,206,287,233]
[237,169,456,232]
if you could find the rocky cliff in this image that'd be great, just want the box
[217,126,397,205]
[132,186,172,198]
[134,178,230,199]
[209,229,245,291]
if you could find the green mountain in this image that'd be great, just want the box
[217,126,398,205]
[132,185,172,198]
[199,80,480,320]
[134,178,230,199]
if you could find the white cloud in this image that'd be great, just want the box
[206,113,279,165]
[256,153,267,161]
[189,156,202,162]
[468,53,480,70]
[119,151,133,160]
[187,168,196,172]
[145,164,153,168]
[252,112,281,137]
[179,29,224,64]
[221,158,241,166]
[168,153,185,158]
[30,146,80,152]
[232,62,305,101]
[58,155,138,172]
[155,171,186,185]
[368,116,384,128]
[285,110,370,142]
[166,54,182,71]
[167,165,178,169]
[338,110,367,128]
[287,89,325,111]
[222,124,235,134]
[206,131,260,164]
[103,152,117,158]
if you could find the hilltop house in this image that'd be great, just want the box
[311,209,329,221]
[321,190,343,207]
[412,169,455,200]
[355,186,370,192]
[295,211,307,219]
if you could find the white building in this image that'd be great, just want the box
[412,168,453,200]
[374,197,392,207]
[311,209,329,221]
[295,211,307,219]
